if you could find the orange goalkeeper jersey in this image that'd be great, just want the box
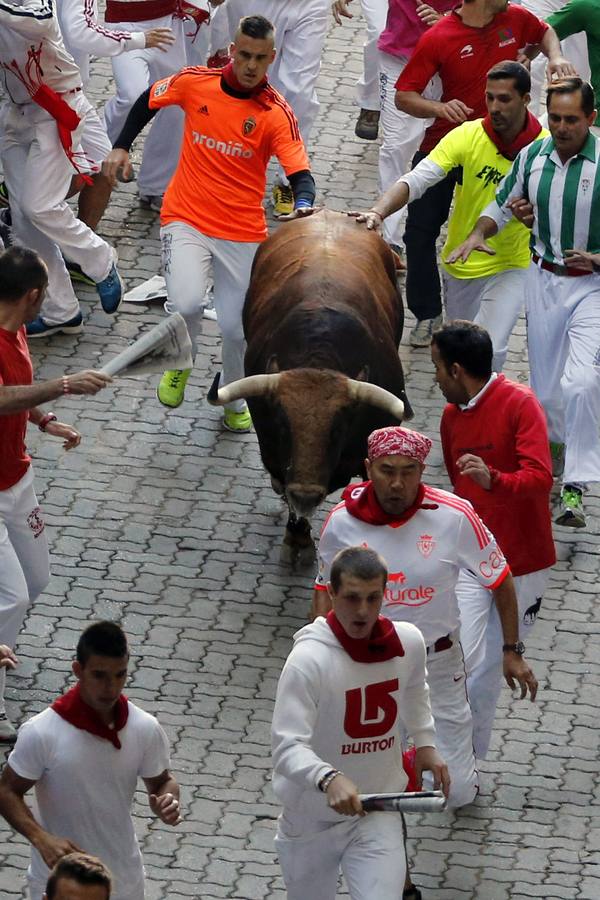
[149,67,309,242]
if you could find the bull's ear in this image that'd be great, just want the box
[267,355,280,374]
[356,366,370,382]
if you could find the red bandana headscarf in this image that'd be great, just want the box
[51,684,129,750]
[367,426,432,464]
[326,611,405,663]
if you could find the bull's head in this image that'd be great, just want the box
[208,369,404,519]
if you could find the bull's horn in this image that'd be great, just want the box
[347,379,405,420]
[207,371,281,406]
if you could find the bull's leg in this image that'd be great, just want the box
[281,509,316,567]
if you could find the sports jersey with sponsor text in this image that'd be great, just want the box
[411,117,547,279]
[315,484,509,647]
[149,67,309,242]
[396,5,548,153]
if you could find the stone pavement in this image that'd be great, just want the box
[1,9,600,900]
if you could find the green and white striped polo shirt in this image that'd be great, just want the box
[482,132,600,266]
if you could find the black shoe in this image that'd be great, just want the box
[403,887,423,900]
[355,108,380,140]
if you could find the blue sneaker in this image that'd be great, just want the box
[96,263,123,314]
[26,311,83,338]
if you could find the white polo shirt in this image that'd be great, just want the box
[9,702,170,900]
[315,483,509,647]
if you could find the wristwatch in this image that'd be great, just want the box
[503,641,525,655]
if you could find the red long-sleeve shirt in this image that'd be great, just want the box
[440,375,555,576]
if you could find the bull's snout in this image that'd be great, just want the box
[286,484,327,518]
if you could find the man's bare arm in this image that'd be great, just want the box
[395,90,473,124]
[144,769,181,826]
[0,371,111,416]
[0,765,82,867]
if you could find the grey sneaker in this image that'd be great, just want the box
[555,485,586,528]
[139,194,163,213]
[409,314,443,348]
[0,711,17,742]
[549,441,565,478]
[355,108,380,140]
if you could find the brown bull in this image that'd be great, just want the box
[208,209,411,563]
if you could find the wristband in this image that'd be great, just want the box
[369,209,383,220]
[62,375,71,395]
[319,770,342,793]
[38,413,57,432]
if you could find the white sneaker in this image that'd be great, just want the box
[0,711,17,742]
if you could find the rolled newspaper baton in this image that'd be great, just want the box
[100,313,193,378]
[359,790,447,813]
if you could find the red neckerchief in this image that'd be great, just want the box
[343,481,436,528]
[326,611,405,663]
[51,684,129,750]
[482,110,543,161]
[221,61,268,97]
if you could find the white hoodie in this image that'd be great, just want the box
[271,617,436,830]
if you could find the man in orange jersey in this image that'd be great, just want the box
[104,14,316,432]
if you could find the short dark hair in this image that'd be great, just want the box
[547,77,596,116]
[431,320,493,380]
[46,853,112,899]
[330,546,388,593]
[487,61,531,96]
[236,15,275,43]
[76,621,129,666]
[0,246,48,303]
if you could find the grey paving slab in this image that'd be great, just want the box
[1,7,599,900]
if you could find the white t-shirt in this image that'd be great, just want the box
[315,484,509,646]
[9,702,170,900]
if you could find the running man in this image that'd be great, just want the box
[352,61,546,370]
[103,14,316,432]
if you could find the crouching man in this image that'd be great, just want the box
[271,545,449,900]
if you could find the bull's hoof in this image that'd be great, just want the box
[296,542,316,568]
[280,540,316,568]
[280,542,295,566]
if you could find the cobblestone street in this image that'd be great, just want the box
[1,9,600,900]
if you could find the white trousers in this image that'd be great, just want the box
[521,0,590,118]
[160,221,259,411]
[0,96,114,324]
[356,0,388,111]
[275,811,406,900]
[457,567,550,759]
[104,15,187,196]
[425,635,478,809]
[526,263,600,485]
[0,467,50,651]
[442,268,526,372]
[378,52,439,246]
[219,0,329,150]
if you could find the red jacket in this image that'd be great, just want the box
[440,375,555,576]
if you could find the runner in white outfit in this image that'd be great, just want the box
[273,545,449,900]
[313,426,538,809]
[102,0,188,203]
[0,0,122,332]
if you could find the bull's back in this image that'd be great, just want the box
[244,210,400,337]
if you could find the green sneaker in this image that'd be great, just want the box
[555,485,586,528]
[157,368,191,408]
[549,441,565,478]
[223,406,252,433]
